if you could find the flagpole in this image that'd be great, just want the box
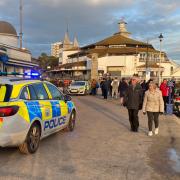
[19,0,23,49]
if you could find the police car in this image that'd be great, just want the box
[0,77,76,154]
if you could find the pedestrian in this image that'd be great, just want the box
[118,77,128,105]
[91,79,97,95]
[145,79,153,91]
[170,77,176,100]
[142,82,164,136]
[100,78,105,97]
[160,79,169,112]
[111,77,119,99]
[124,76,143,132]
[107,77,112,97]
[141,80,146,98]
[101,78,109,99]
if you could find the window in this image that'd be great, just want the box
[46,83,64,100]
[28,85,37,100]
[20,87,30,100]
[32,83,49,100]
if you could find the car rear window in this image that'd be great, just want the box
[0,84,13,102]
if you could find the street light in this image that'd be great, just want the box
[158,33,163,86]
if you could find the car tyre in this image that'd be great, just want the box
[66,111,76,132]
[83,90,87,96]
[19,123,41,154]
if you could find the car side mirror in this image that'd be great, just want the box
[64,94,72,102]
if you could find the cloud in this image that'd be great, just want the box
[0,0,179,61]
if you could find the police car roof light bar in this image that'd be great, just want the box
[0,71,40,78]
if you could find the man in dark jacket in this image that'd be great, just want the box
[124,76,143,132]
[107,77,112,97]
[102,78,109,99]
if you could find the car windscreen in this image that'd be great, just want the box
[0,84,13,102]
[71,82,85,86]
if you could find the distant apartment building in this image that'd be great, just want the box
[51,42,63,58]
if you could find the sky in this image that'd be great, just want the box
[0,0,180,62]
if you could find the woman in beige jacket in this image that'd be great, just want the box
[142,82,164,136]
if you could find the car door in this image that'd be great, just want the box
[45,83,69,131]
[29,83,52,136]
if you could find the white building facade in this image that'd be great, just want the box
[0,21,38,74]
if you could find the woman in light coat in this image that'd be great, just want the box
[142,82,164,136]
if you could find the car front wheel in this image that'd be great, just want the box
[66,111,76,131]
[19,123,41,154]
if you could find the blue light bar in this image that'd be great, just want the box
[0,71,40,78]
[24,72,40,77]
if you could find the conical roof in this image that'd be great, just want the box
[73,37,79,48]
[63,32,71,45]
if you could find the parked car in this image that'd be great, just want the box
[68,81,90,95]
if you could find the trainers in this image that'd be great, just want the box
[148,131,153,136]
[154,128,159,135]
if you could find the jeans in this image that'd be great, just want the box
[91,88,96,95]
[128,109,139,131]
[163,96,168,112]
[147,112,159,131]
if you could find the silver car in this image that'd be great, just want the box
[68,81,90,95]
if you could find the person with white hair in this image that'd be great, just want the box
[124,76,143,132]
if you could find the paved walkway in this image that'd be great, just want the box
[0,95,179,180]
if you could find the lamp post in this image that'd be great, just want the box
[158,33,163,86]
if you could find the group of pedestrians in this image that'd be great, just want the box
[121,76,164,136]
[99,77,128,100]
[124,76,176,136]
[95,75,176,136]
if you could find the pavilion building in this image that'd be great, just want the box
[50,20,180,80]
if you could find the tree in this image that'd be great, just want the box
[38,53,59,70]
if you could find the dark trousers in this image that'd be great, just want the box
[163,96,168,112]
[128,109,139,131]
[103,89,108,99]
[101,88,104,96]
[147,112,159,131]
[91,88,96,95]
